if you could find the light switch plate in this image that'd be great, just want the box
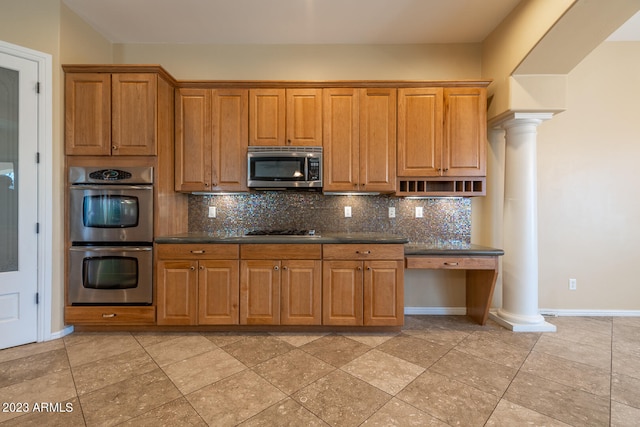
[415,206,423,218]
[344,206,352,218]
[388,207,396,218]
[208,206,217,218]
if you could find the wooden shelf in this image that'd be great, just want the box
[396,177,486,197]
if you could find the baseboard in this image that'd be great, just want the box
[49,325,74,341]
[540,309,640,317]
[404,307,467,316]
[405,307,640,317]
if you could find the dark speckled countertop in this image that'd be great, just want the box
[155,233,503,256]
[154,232,409,245]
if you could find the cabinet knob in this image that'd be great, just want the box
[287,139,291,145]
[190,266,196,271]
[367,266,371,270]
[357,266,362,271]
[112,145,118,150]
[443,168,449,172]
[282,266,288,270]
[204,183,209,187]
[199,266,204,270]
[274,265,279,271]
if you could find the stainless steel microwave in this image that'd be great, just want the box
[247,146,322,190]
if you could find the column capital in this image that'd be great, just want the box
[489,111,554,130]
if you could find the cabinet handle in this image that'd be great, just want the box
[274,266,279,271]
[190,250,205,254]
[190,266,196,271]
[356,250,371,255]
[444,262,459,266]
[102,313,116,318]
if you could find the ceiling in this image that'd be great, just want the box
[62,0,525,44]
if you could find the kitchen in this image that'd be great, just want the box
[1,0,640,425]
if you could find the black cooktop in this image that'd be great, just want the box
[245,229,317,236]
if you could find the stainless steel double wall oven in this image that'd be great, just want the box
[68,166,153,305]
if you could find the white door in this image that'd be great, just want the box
[0,51,39,349]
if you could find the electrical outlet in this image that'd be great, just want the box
[388,207,396,218]
[344,206,352,218]
[415,206,424,218]
[569,278,577,290]
[208,206,217,218]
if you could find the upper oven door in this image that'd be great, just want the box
[69,185,153,243]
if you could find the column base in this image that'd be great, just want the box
[489,309,557,332]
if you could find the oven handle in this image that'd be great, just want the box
[69,246,152,252]
[69,184,153,190]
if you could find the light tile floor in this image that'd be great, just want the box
[1,315,639,426]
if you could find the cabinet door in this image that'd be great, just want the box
[322,88,360,192]
[111,73,157,155]
[250,89,286,146]
[359,88,396,192]
[240,260,280,324]
[175,88,212,191]
[363,260,404,326]
[156,260,198,325]
[286,89,322,146]
[281,260,321,325]
[443,87,486,177]
[198,260,240,325]
[212,89,248,191]
[65,73,111,155]
[397,88,443,177]
[322,260,363,326]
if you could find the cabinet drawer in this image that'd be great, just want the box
[241,244,322,260]
[405,256,497,270]
[323,244,404,260]
[156,244,239,260]
[65,306,155,325]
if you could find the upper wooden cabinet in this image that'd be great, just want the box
[175,88,248,192]
[323,88,396,193]
[65,73,159,156]
[398,87,486,177]
[249,88,322,146]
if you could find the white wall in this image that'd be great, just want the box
[537,41,640,311]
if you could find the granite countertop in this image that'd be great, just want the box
[404,243,504,256]
[155,233,504,256]
[154,232,409,245]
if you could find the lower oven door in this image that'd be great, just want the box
[68,246,153,305]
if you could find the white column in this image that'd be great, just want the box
[489,112,556,332]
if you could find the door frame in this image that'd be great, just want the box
[0,40,53,343]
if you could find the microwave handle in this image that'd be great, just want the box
[69,246,152,252]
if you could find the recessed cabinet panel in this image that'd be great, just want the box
[156,260,198,325]
[198,260,239,325]
[240,260,280,325]
[112,74,157,155]
[175,89,211,191]
[444,88,486,176]
[364,260,404,326]
[65,73,112,155]
[322,260,363,326]
[250,89,286,146]
[398,88,443,176]
[323,88,360,191]
[281,260,322,325]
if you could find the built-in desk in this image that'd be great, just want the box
[404,244,504,325]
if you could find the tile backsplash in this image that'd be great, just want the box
[188,192,471,245]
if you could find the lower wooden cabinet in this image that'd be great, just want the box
[323,244,404,326]
[154,242,402,327]
[155,244,240,325]
[240,244,322,325]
